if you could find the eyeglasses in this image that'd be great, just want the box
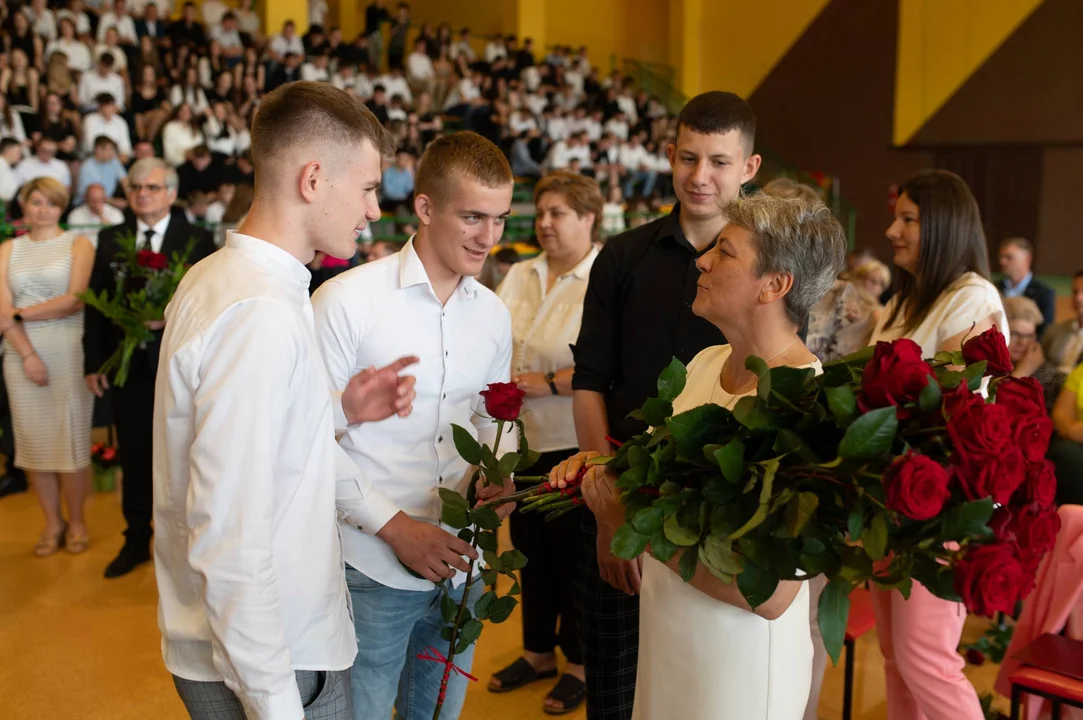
[130,183,166,193]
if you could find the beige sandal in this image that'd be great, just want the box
[34,524,68,557]
[65,528,89,554]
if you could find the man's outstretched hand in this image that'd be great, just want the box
[342,356,420,425]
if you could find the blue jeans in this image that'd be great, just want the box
[345,565,482,720]
[623,170,658,199]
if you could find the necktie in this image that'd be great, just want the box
[143,228,156,252]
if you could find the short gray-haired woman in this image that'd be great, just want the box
[550,192,847,719]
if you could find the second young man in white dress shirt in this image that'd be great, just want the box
[153,82,419,720]
[312,132,517,720]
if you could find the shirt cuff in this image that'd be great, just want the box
[341,486,400,536]
[332,391,351,433]
[239,682,304,720]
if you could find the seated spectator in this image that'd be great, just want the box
[379,67,413,105]
[604,110,630,141]
[544,106,570,142]
[56,0,92,38]
[34,93,77,161]
[366,240,400,262]
[76,52,126,113]
[267,19,304,63]
[197,42,229,90]
[15,138,71,190]
[1004,296,1063,407]
[387,94,408,122]
[96,0,137,46]
[0,138,22,204]
[46,17,92,74]
[406,38,435,97]
[997,237,1056,339]
[67,182,124,246]
[221,150,253,185]
[135,4,169,45]
[8,13,44,74]
[851,259,892,301]
[210,13,245,62]
[266,52,303,93]
[160,103,205,167]
[82,95,132,161]
[201,0,230,29]
[1043,270,1083,374]
[204,180,234,224]
[618,133,655,197]
[301,51,331,83]
[169,2,208,49]
[74,135,127,205]
[170,66,210,118]
[331,63,360,94]
[95,26,130,73]
[25,0,59,45]
[175,144,219,200]
[365,84,391,125]
[601,184,626,237]
[1050,362,1083,506]
[184,189,211,224]
[203,103,244,158]
[510,131,542,180]
[234,0,263,41]
[509,107,538,136]
[381,149,415,213]
[213,180,253,245]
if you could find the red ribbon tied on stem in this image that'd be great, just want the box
[416,646,478,683]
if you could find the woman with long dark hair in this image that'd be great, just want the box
[869,168,1006,719]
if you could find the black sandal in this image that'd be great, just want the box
[544,674,586,715]
[488,657,558,693]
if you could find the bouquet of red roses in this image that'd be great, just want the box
[80,233,196,386]
[506,327,1057,662]
[90,442,120,492]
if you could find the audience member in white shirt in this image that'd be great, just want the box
[601,184,627,237]
[300,52,331,83]
[331,64,360,93]
[508,108,538,137]
[267,21,304,62]
[46,17,93,73]
[450,29,475,63]
[201,0,229,28]
[76,53,126,112]
[96,0,137,45]
[67,183,125,247]
[15,138,71,189]
[81,94,132,159]
[0,138,22,202]
[618,134,657,199]
[378,68,413,105]
[155,81,416,720]
[544,107,570,143]
[485,36,507,63]
[616,89,638,124]
[55,1,91,38]
[0,99,28,147]
[95,28,129,72]
[405,38,435,95]
[209,14,245,60]
[604,111,630,142]
[24,0,57,41]
[443,72,480,110]
[312,131,516,720]
[308,0,329,28]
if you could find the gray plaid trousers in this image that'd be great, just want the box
[173,669,351,719]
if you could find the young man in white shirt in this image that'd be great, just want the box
[67,183,124,247]
[15,138,71,190]
[77,52,126,112]
[312,131,517,720]
[153,82,420,720]
[81,93,132,160]
[0,138,21,203]
[405,38,435,97]
[300,51,331,83]
[96,0,137,45]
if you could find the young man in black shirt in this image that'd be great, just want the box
[570,91,762,720]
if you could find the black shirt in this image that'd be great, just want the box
[572,205,725,443]
[364,3,390,36]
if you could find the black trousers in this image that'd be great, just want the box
[575,512,639,720]
[113,377,155,546]
[1049,436,1083,506]
[509,449,583,665]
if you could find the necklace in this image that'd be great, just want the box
[713,337,800,409]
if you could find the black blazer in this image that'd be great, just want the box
[996,276,1057,339]
[83,209,217,383]
[135,18,168,40]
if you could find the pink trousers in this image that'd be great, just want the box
[870,581,983,720]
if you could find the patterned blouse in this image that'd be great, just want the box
[807,279,880,363]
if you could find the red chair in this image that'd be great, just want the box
[1008,634,1083,719]
[842,587,877,720]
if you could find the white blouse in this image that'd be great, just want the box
[871,271,1009,356]
[497,247,599,453]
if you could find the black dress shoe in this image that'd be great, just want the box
[104,543,151,578]
[0,473,27,499]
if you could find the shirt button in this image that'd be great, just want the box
[438,436,444,443]
[439,476,444,484]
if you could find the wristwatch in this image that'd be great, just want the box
[545,372,559,396]
[12,312,23,324]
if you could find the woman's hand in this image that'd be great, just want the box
[23,353,48,386]
[513,371,551,398]
[549,451,601,489]
[475,472,516,520]
[549,451,623,528]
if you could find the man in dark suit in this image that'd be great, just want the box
[265,52,303,93]
[135,3,168,46]
[84,157,217,578]
[997,237,1056,339]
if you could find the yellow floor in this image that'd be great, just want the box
[0,490,1008,719]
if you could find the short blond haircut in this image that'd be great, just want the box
[18,176,69,209]
[852,259,891,290]
[1003,296,1045,326]
[723,192,847,324]
[761,177,821,204]
[415,131,513,208]
[250,81,394,175]
[534,171,605,241]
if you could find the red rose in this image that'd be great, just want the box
[953,449,1027,505]
[1014,504,1061,556]
[858,339,934,418]
[137,250,168,271]
[962,326,1013,376]
[101,447,117,461]
[965,648,986,666]
[884,450,952,520]
[1015,414,1053,464]
[480,382,526,421]
[953,542,1025,616]
[92,442,103,454]
[1015,459,1057,508]
[995,376,1046,417]
[946,394,1014,459]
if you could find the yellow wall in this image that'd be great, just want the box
[698,0,829,99]
[893,0,1044,145]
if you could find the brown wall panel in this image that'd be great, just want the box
[748,0,930,254]
[1036,148,1083,275]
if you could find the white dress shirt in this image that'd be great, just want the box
[406,51,434,81]
[378,73,413,104]
[312,237,514,592]
[82,112,133,157]
[15,156,71,188]
[497,248,597,452]
[154,232,388,719]
[0,159,18,202]
[67,203,125,247]
[136,213,170,253]
[97,11,137,44]
[77,71,127,111]
[46,38,93,73]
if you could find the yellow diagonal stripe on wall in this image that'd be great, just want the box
[894,0,1044,146]
[699,0,831,99]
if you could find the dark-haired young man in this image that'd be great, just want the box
[570,91,762,719]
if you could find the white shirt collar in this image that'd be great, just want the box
[225,230,312,287]
[398,235,478,300]
[530,245,599,284]
[136,212,171,249]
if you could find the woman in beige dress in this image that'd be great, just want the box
[0,177,95,555]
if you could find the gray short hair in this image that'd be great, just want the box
[129,157,178,191]
[723,193,847,325]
